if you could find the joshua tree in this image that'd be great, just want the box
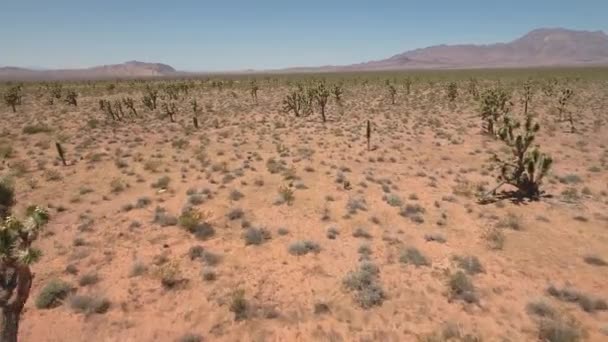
[467,78,479,99]
[404,78,412,96]
[190,99,199,114]
[447,82,458,102]
[114,100,125,118]
[521,79,535,117]
[0,178,49,342]
[122,97,137,116]
[48,83,63,102]
[486,115,553,199]
[331,84,343,103]
[64,89,78,106]
[249,80,259,103]
[387,84,397,105]
[3,86,22,113]
[282,90,304,117]
[556,88,574,122]
[142,85,158,110]
[314,82,330,123]
[162,102,178,122]
[479,88,511,135]
[366,120,372,151]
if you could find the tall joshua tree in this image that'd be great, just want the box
[0,178,49,342]
[314,82,330,123]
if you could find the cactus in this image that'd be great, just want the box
[488,115,553,199]
[467,78,479,98]
[282,88,304,117]
[64,89,78,106]
[314,82,330,123]
[556,88,573,122]
[521,79,535,117]
[162,102,178,122]
[250,80,259,103]
[0,178,49,342]
[387,83,397,105]
[190,99,199,114]
[55,142,67,166]
[331,84,343,103]
[446,82,458,102]
[3,86,22,113]
[479,88,511,135]
[404,78,412,96]
[142,85,158,110]
[114,100,125,119]
[122,97,137,116]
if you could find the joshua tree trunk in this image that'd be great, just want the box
[0,266,33,342]
[320,107,326,123]
[10,105,15,113]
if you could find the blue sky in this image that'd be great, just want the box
[2,0,607,71]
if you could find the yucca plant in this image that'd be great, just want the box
[63,89,78,106]
[331,84,343,103]
[387,83,397,105]
[3,86,22,113]
[521,79,535,117]
[122,97,137,116]
[0,179,49,342]
[314,82,330,123]
[162,102,178,122]
[479,88,511,135]
[446,82,458,102]
[249,80,259,103]
[556,88,574,122]
[489,115,553,199]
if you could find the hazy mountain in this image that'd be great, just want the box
[331,28,608,71]
[1,28,607,80]
[0,61,176,80]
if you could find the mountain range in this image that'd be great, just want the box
[1,28,607,80]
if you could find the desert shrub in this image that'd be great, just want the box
[229,289,249,321]
[399,247,430,267]
[177,333,203,342]
[326,227,339,239]
[399,204,425,223]
[537,317,581,342]
[243,227,271,246]
[342,261,385,309]
[448,271,478,303]
[547,285,607,313]
[78,272,100,287]
[352,227,372,239]
[527,300,558,319]
[68,294,110,314]
[154,207,178,226]
[178,210,214,240]
[22,124,52,135]
[151,175,171,189]
[583,255,607,267]
[454,255,484,275]
[35,280,72,309]
[288,240,320,256]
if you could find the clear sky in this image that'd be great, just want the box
[2,0,607,71]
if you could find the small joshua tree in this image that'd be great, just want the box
[122,97,137,116]
[521,79,535,117]
[314,82,330,123]
[467,78,479,99]
[0,179,49,342]
[404,78,412,96]
[142,85,158,110]
[556,88,574,122]
[64,89,78,106]
[488,115,553,199]
[249,80,259,104]
[446,82,458,102]
[387,83,397,105]
[190,99,199,114]
[282,90,304,117]
[162,102,178,122]
[331,84,343,103]
[479,88,511,135]
[114,100,125,118]
[49,83,63,102]
[3,86,22,113]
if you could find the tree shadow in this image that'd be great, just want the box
[479,191,552,205]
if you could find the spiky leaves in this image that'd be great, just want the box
[479,88,511,135]
[493,115,552,199]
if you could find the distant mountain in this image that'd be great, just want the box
[285,28,608,72]
[1,28,607,80]
[0,61,177,80]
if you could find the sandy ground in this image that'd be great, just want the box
[1,78,607,341]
